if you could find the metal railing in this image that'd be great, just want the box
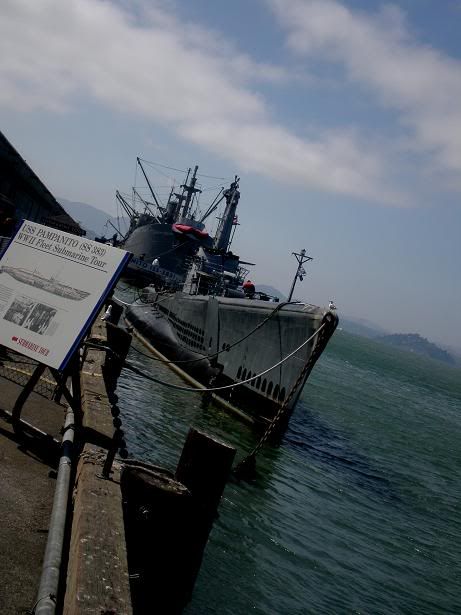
[0,348,58,400]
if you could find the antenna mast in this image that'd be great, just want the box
[181,165,201,219]
[287,249,313,301]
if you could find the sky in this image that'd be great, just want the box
[1,0,461,349]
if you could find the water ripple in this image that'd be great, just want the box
[116,325,461,614]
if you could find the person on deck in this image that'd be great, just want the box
[243,279,255,296]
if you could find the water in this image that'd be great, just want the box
[117,326,461,614]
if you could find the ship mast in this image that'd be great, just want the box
[180,165,201,220]
[136,157,164,221]
[116,190,137,218]
[287,249,313,301]
[133,188,160,222]
[213,176,240,252]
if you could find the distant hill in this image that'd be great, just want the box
[255,290,390,336]
[377,333,455,365]
[59,198,129,240]
[340,317,389,339]
[256,285,287,301]
[440,343,461,365]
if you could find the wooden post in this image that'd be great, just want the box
[176,427,236,523]
[121,430,235,613]
[175,428,236,604]
[121,464,193,614]
[103,322,132,393]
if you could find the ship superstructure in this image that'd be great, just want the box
[116,160,237,286]
[124,164,338,428]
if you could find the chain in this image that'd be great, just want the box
[233,311,338,479]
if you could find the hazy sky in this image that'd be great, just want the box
[1,0,461,348]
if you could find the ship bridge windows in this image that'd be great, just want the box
[273,384,279,400]
[237,366,242,379]
[267,382,273,396]
[261,379,267,393]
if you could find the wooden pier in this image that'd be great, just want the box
[0,308,235,614]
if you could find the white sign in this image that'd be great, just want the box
[0,220,131,370]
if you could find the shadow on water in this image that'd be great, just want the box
[284,403,400,504]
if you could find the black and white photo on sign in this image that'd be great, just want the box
[24,303,58,335]
[3,295,34,326]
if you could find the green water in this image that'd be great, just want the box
[117,329,461,614]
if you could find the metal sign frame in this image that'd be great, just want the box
[0,219,131,371]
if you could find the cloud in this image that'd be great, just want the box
[0,0,424,205]
[268,0,461,180]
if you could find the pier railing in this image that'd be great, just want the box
[0,348,58,400]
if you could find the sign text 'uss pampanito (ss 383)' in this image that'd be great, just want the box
[0,220,131,370]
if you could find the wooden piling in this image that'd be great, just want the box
[103,322,132,393]
[175,428,236,605]
[176,427,236,603]
[121,464,193,614]
[121,429,236,613]
[176,427,236,528]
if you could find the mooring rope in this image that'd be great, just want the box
[113,296,138,306]
[124,299,298,366]
[113,288,172,307]
[84,323,324,394]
